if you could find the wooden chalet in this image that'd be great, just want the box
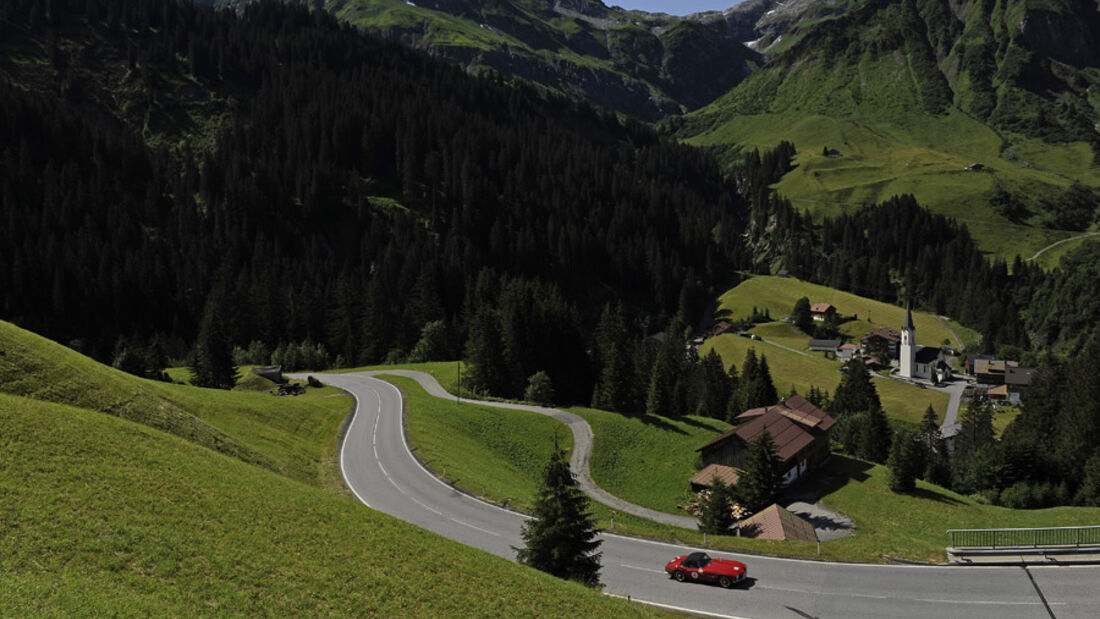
[860,327,901,359]
[697,395,835,486]
[810,303,836,322]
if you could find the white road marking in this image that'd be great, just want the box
[755,584,1059,606]
[605,594,751,619]
[449,518,501,537]
[617,563,664,574]
[337,387,372,509]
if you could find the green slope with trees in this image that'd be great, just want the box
[676,0,1100,260]
[316,0,761,121]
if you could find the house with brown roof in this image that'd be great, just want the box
[737,504,818,542]
[810,303,836,322]
[860,327,901,360]
[697,395,835,486]
[689,463,743,491]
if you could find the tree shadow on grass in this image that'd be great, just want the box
[635,414,688,435]
[904,486,964,505]
[677,416,725,433]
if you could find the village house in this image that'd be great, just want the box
[810,303,836,322]
[974,359,1017,385]
[963,354,995,375]
[984,365,1035,404]
[696,396,835,487]
[808,338,842,353]
[860,327,901,360]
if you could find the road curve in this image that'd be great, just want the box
[308,371,1100,618]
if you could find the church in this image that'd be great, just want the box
[899,303,952,384]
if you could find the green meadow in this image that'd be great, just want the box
[684,110,1100,261]
[0,321,656,615]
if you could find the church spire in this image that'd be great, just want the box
[903,300,915,331]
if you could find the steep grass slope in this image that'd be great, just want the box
[0,321,348,486]
[0,394,655,616]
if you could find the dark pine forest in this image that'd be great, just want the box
[0,0,749,402]
[2,0,1098,417]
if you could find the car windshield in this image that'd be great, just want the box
[685,552,711,568]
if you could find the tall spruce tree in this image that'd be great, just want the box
[516,440,602,586]
[792,296,813,334]
[190,288,239,390]
[697,477,735,535]
[887,429,923,492]
[736,428,783,514]
[829,356,881,417]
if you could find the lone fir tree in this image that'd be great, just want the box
[190,288,239,390]
[697,476,735,535]
[516,439,602,586]
[736,427,783,514]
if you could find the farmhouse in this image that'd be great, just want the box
[697,396,835,486]
[810,303,836,322]
[980,364,1034,403]
[860,327,901,359]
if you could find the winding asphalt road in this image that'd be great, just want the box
[312,371,1099,618]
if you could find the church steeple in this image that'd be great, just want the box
[900,299,916,379]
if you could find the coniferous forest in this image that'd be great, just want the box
[0,0,748,402]
[2,0,1099,432]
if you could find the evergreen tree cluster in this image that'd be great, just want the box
[0,0,749,401]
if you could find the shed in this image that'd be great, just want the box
[738,504,818,542]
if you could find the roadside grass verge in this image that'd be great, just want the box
[570,407,731,515]
[0,393,656,616]
[384,375,569,511]
[0,321,351,487]
[702,334,948,425]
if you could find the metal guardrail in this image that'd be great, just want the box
[948,526,1100,550]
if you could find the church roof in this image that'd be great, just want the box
[903,302,915,331]
[914,346,942,363]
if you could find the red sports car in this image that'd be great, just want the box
[665,551,747,588]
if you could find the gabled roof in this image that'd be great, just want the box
[808,338,842,349]
[1006,367,1034,387]
[690,463,743,488]
[988,384,1009,397]
[738,504,818,542]
[861,327,900,343]
[698,396,834,462]
[914,346,942,364]
[810,303,835,313]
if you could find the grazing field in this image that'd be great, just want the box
[570,407,731,514]
[0,321,351,487]
[0,394,654,616]
[702,333,948,425]
[683,110,1100,261]
[385,375,571,511]
[718,275,958,347]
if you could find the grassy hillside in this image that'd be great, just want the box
[571,407,731,514]
[325,0,760,120]
[0,394,655,615]
[390,372,1100,563]
[718,275,959,348]
[679,0,1100,261]
[0,321,350,487]
[386,375,570,511]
